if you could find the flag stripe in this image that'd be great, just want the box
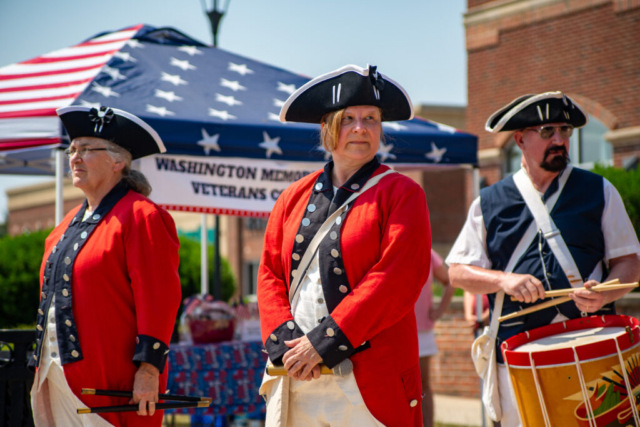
[0,98,77,114]
[0,69,101,88]
[0,54,115,76]
[0,83,88,102]
[0,117,61,140]
[0,65,107,82]
[0,93,83,106]
[0,109,59,119]
[0,78,94,94]
[0,138,61,150]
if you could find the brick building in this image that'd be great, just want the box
[466,0,640,184]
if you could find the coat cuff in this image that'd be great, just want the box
[307,315,355,369]
[264,320,305,365]
[132,334,169,373]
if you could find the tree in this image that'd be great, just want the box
[592,164,640,239]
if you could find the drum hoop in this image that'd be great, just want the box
[502,315,640,367]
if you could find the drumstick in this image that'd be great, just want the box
[77,401,210,414]
[81,388,211,403]
[509,279,634,302]
[499,296,572,322]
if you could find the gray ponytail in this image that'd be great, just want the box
[103,140,153,196]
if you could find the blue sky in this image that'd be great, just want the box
[0,0,468,222]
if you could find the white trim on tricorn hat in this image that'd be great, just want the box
[279,64,414,124]
[485,91,588,133]
[57,106,166,160]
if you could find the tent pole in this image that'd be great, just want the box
[55,148,65,225]
[214,215,221,300]
[201,214,209,295]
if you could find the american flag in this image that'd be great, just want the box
[0,24,477,167]
[0,25,143,152]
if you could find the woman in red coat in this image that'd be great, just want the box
[29,106,181,427]
[258,65,432,426]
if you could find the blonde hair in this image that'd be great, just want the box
[320,107,385,153]
[102,140,153,197]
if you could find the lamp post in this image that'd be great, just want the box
[201,0,231,300]
[201,0,231,48]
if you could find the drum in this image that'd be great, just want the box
[502,315,640,427]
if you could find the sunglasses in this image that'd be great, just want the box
[524,125,574,140]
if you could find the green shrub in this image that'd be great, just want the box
[0,230,48,329]
[592,164,640,239]
[0,231,236,329]
[176,235,237,321]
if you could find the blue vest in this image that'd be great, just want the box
[480,168,613,362]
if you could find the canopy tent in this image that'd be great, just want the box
[0,24,478,292]
[0,24,477,182]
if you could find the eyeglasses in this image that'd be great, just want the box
[64,147,108,159]
[524,125,574,140]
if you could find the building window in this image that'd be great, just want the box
[504,115,612,174]
[243,261,260,296]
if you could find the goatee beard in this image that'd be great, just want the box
[540,147,569,172]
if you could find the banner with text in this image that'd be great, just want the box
[139,155,325,217]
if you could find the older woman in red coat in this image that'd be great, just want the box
[257,65,432,427]
[29,106,181,427]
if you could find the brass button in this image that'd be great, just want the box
[287,321,295,330]
[292,253,300,261]
[291,269,297,278]
[153,342,161,350]
[333,267,343,275]
[63,274,70,282]
[37,325,43,331]
[38,309,44,315]
[336,216,342,225]
[93,214,101,220]
[326,328,335,337]
[302,218,311,227]
[69,335,76,342]
[351,183,360,190]
[52,246,57,254]
[331,249,339,258]
[65,320,72,327]
[81,231,88,239]
[64,257,71,265]
[315,183,323,191]
[295,234,304,243]
[410,399,418,407]
[62,289,69,297]
[307,204,316,213]
[71,350,79,358]
[339,285,348,293]
[74,243,79,251]
[270,334,278,342]
[330,231,338,240]
[339,345,348,351]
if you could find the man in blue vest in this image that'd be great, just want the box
[446,91,640,427]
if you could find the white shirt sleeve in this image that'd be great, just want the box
[445,196,492,269]
[602,179,640,263]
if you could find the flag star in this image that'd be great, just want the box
[228,62,254,76]
[197,129,221,154]
[273,99,285,108]
[208,108,237,121]
[377,142,396,162]
[435,122,457,134]
[178,45,203,56]
[215,94,243,107]
[268,112,285,123]
[112,51,136,62]
[91,82,119,98]
[382,122,408,131]
[155,89,183,102]
[146,105,175,117]
[78,100,101,109]
[161,72,188,86]
[170,57,196,71]
[125,39,144,49]
[101,65,126,81]
[259,131,282,158]
[220,78,246,92]
[277,82,296,95]
[425,142,447,163]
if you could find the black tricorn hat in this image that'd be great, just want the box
[56,106,166,160]
[280,64,414,123]
[485,91,588,133]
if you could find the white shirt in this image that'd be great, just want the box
[446,178,640,269]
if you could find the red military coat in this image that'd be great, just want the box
[258,160,431,426]
[34,184,181,426]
